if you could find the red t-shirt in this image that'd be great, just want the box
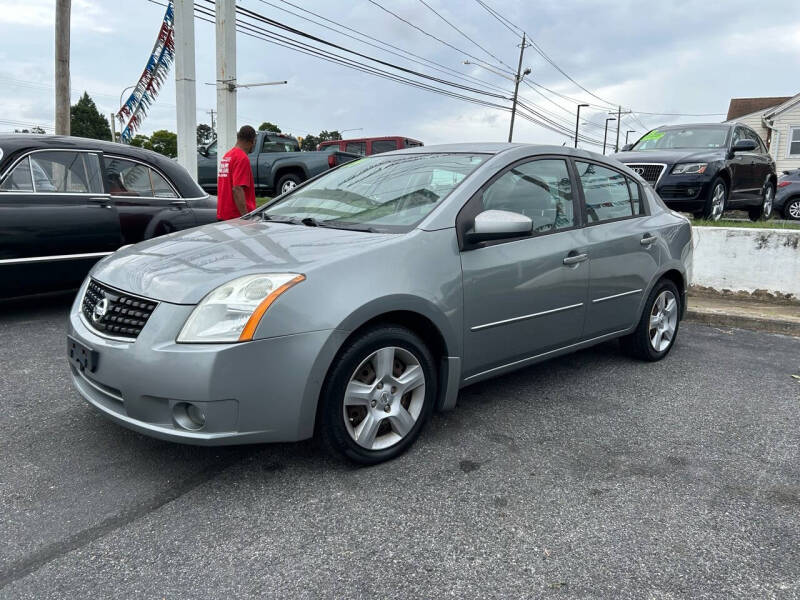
[217,146,256,220]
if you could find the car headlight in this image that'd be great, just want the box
[177,273,305,343]
[672,163,708,175]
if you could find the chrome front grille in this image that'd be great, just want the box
[626,163,666,187]
[81,279,157,340]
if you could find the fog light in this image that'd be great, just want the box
[173,402,206,431]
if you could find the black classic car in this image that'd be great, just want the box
[615,123,777,221]
[0,135,217,298]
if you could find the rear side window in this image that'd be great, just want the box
[576,161,635,223]
[105,157,177,198]
[371,140,398,154]
[346,142,366,155]
[481,159,574,231]
[1,151,103,194]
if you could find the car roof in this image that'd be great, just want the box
[652,123,733,130]
[385,142,617,161]
[0,134,206,198]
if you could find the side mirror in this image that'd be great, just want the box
[621,143,634,152]
[731,139,757,153]
[198,147,208,157]
[465,209,532,245]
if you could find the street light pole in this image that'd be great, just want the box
[574,103,589,148]
[625,130,636,145]
[603,117,616,154]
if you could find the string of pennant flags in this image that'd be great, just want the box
[117,0,175,143]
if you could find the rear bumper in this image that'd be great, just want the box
[68,292,347,445]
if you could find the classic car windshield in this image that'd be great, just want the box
[262,153,487,232]
[632,127,730,151]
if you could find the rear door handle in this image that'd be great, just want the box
[563,253,588,265]
[89,197,112,208]
[640,234,657,246]
[169,200,188,207]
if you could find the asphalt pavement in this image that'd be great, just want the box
[1,293,799,599]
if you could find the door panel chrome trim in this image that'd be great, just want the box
[464,329,628,382]
[470,302,584,332]
[592,288,643,304]
[0,251,113,265]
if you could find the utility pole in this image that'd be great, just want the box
[55,0,71,135]
[216,0,237,169]
[110,113,117,142]
[174,0,198,178]
[508,33,531,143]
[603,117,616,155]
[612,107,632,153]
[574,103,589,148]
[207,109,216,135]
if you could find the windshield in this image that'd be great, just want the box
[632,127,729,151]
[261,153,487,232]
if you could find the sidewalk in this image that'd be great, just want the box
[686,291,800,337]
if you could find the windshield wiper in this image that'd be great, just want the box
[261,213,301,223]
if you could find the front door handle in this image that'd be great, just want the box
[169,200,189,207]
[89,197,112,208]
[640,234,657,246]
[563,253,588,265]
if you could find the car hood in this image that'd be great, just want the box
[613,149,725,166]
[91,219,394,304]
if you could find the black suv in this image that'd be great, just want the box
[614,123,777,221]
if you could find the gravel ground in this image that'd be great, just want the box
[1,293,799,599]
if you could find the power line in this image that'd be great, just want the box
[364,0,517,76]
[473,0,523,36]
[416,0,516,73]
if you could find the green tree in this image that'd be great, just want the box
[258,121,281,133]
[129,134,151,148]
[148,130,178,158]
[70,92,112,140]
[299,130,341,151]
[14,126,46,134]
[197,123,215,145]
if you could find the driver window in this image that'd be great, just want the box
[481,159,574,232]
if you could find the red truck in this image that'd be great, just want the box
[317,136,424,156]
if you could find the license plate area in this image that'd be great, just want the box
[68,335,98,373]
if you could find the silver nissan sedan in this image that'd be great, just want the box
[67,143,692,464]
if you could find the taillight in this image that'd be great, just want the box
[328,154,336,168]
[778,180,791,188]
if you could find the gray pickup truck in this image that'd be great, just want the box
[197,131,360,195]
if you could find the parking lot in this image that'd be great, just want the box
[1,293,799,599]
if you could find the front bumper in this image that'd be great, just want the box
[68,288,346,445]
[655,175,714,212]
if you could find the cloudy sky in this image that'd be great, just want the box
[1,0,798,150]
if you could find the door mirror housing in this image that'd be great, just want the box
[198,146,208,157]
[731,139,757,153]
[465,209,532,245]
[620,143,634,152]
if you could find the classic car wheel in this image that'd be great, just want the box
[620,279,681,362]
[702,178,727,221]
[318,325,436,465]
[785,197,800,220]
[749,183,774,221]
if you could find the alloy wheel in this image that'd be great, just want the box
[281,180,297,194]
[343,346,426,450]
[788,199,800,220]
[709,183,725,221]
[763,185,774,219]
[649,290,678,352]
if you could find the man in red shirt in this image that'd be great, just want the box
[217,125,257,220]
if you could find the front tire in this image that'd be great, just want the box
[318,325,437,465]
[701,178,727,221]
[620,279,681,361]
[749,182,775,221]
[784,197,800,221]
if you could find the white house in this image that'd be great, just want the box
[725,94,800,173]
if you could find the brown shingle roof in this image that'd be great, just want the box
[726,97,791,121]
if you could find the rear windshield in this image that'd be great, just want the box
[632,127,730,151]
[262,153,487,232]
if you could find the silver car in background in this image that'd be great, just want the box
[67,143,692,464]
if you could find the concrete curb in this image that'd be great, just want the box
[685,307,800,337]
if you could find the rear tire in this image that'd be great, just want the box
[317,325,437,465]
[276,173,303,196]
[620,279,681,362]
[749,182,774,221]
[701,178,727,221]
